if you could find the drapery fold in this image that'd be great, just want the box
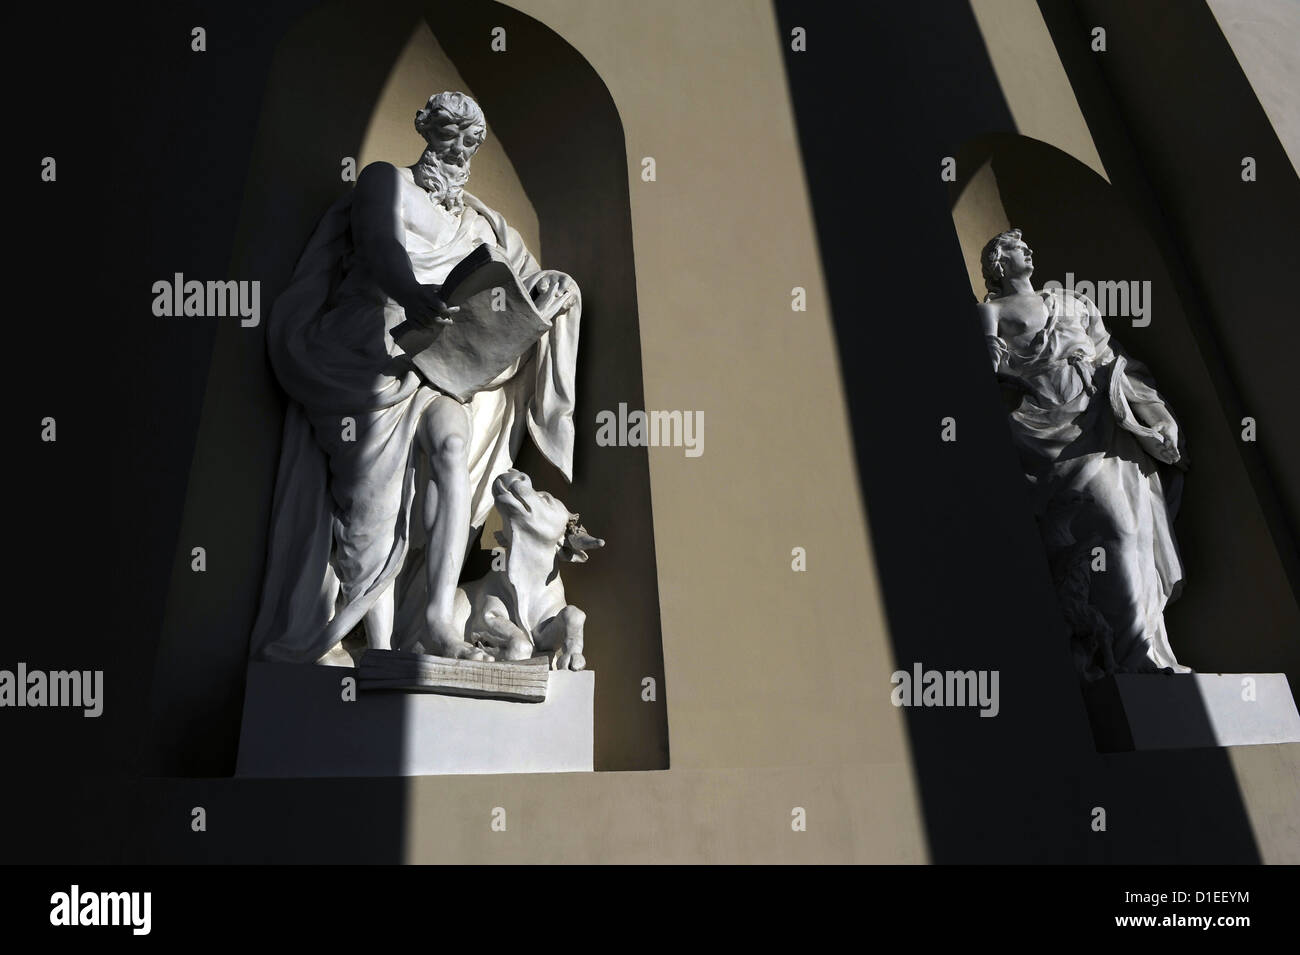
[995,288,1186,673]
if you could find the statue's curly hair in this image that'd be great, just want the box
[414,91,487,143]
[980,228,1022,300]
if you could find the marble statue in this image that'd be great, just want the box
[977,230,1189,677]
[249,91,586,669]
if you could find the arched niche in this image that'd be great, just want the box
[145,0,668,775]
[949,133,1300,684]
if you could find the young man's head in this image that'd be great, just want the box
[980,229,1034,297]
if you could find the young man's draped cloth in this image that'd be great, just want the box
[989,287,1185,673]
[249,189,579,664]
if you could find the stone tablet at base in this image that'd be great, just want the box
[357,649,552,702]
[1084,672,1300,752]
[235,661,594,777]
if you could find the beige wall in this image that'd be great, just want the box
[969,0,1107,180]
[953,158,1011,299]
[403,0,928,863]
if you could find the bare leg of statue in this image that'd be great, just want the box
[417,397,491,660]
[364,589,395,650]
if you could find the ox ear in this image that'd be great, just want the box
[559,519,605,563]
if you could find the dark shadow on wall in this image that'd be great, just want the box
[1037,0,1300,604]
[141,0,418,783]
[774,0,1261,862]
[143,0,667,794]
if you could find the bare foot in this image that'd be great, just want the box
[424,618,493,662]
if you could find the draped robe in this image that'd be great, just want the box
[989,288,1186,674]
[249,185,579,664]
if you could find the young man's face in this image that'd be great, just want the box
[1000,237,1034,280]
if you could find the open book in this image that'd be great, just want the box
[391,244,556,402]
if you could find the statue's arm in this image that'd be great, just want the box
[1076,291,1117,366]
[352,163,453,324]
[1129,379,1178,434]
[1081,291,1180,455]
[977,301,1005,371]
[1130,387,1181,465]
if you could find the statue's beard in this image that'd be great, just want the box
[413,148,471,213]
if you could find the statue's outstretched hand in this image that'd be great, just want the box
[1139,422,1181,466]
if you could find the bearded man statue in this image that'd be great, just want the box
[250,91,581,666]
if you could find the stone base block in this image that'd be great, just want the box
[235,660,593,777]
[1084,672,1300,752]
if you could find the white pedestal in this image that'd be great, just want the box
[1084,672,1300,752]
[235,661,593,777]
